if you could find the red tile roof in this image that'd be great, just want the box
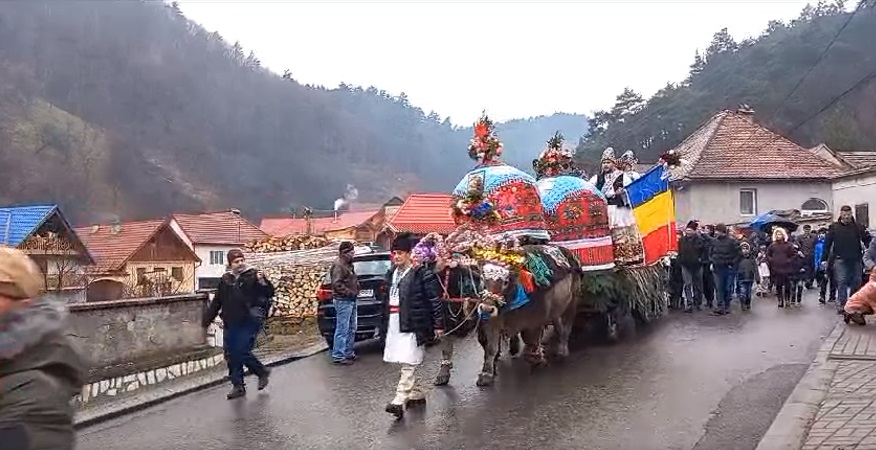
[669,111,843,181]
[387,193,456,234]
[75,219,166,271]
[259,210,380,237]
[837,151,876,169]
[172,211,267,245]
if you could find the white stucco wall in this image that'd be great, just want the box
[673,181,833,225]
[194,244,235,281]
[832,172,876,228]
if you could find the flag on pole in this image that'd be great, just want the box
[626,165,677,265]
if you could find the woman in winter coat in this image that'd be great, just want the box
[0,247,87,450]
[767,227,797,308]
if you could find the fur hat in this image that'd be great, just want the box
[601,147,616,163]
[338,241,355,254]
[0,246,43,300]
[391,232,414,252]
[685,220,699,230]
[226,248,245,264]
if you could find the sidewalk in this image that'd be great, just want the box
[757,320,876,450]
[75,333,327,428]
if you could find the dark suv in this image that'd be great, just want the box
[316,248,391,348]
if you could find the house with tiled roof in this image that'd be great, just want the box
[75,218,200,301]
[667,109,846,225]
[0,204,93,302]
[832,164,876,230]
[260,209,386,243]
[376,193,456,248]
[169,209,268,289]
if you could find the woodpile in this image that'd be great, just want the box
[244,235,329,252]
[245,241,339,318]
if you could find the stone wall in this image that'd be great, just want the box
[75,351,224,408]
[67,293,209,369]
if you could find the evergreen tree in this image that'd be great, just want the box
[689,50,706,77]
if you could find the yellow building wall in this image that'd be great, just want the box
[96,261,197,298]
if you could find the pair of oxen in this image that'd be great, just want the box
[431,234,582,388]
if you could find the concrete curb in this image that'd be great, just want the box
[74,342,327,429]
[755,323,844,450]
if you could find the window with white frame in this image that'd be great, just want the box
[801,198,829,213]
[739,189,757,216]
[209,250,225,266]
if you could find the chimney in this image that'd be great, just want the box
[333,211,338,223]
[110,224,121,235]
[737,104,755,121]
[229,208,241,215]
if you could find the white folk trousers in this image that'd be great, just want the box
[391,363,425,405]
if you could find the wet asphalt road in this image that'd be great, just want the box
[78,292,839,450]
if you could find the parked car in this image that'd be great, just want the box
[316,247,391,348]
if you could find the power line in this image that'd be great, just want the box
[769,5,863,122]
[730,5,864,153]
[746,65,876,154]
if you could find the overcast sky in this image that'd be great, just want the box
[177,0,815,124]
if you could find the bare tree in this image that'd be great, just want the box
[19,232,91,302]
[122,266,196,298]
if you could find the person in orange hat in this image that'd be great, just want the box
[0,247,87,450]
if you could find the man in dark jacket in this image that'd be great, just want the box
[797,225,818,289]
[0,247,87,450]
[821,205,872,313]
[203,248,275,399]
[329,241,359,365]
[382,233,444,419]
[710,223,742,315]
[700,224,716,308]
[677,221,706,312]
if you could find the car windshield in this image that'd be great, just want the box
[322,256,391,283]
[354,258,392,277]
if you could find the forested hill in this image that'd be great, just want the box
[576,0,876,165]
[0,1,579,223]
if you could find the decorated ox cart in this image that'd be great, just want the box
[532,133,673,341]
[430,114,677,387]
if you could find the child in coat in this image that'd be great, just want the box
[756,245,771,297]
[736,242,758,311]
[790,244,808,306]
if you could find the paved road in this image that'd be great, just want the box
[78,293,839,450]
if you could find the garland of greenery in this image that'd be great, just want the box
[578,266,667,320]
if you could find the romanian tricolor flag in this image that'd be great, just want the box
[626,165,678,265]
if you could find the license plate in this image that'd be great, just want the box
[357,289,374,298]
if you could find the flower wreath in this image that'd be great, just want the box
[468,112,504,164]
[532,131,580,179]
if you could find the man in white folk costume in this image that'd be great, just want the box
[383,232,445,419]
[589,147,645,265]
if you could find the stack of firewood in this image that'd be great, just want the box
[245,241,339,318]
[244,235,329,253]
